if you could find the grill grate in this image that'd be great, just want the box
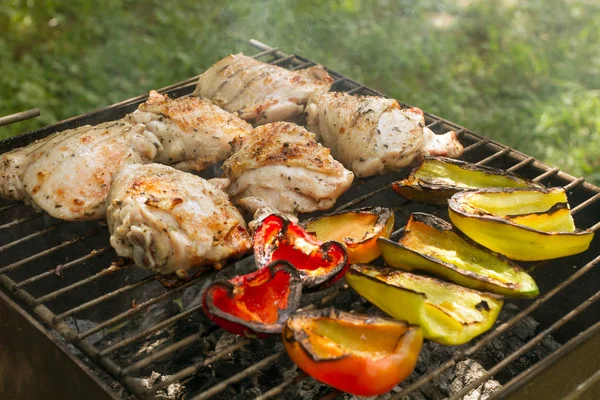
[0,39,599,400]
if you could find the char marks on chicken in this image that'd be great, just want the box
[193,53,333,125]
[223,122,354,215]
[125,90,252,172]
[107,164,252,275]
[306,92,464,177]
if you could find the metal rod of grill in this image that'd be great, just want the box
[450,289,600,399]
[0,39,598,400]
[0,108,40,127]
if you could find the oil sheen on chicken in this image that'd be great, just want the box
[19,121,159,220]
[223,122,354,215]
[125,90,252,172]
[306,92,464,177]
[107,164,252,275]
[0,124,93,203]
[193,53,333,125]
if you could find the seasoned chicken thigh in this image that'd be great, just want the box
[305,92,464,177]
[107,164,251,275]
[0,124,92,203]
[223,122,354,214]
[125,90,252,171]
[22,121,159,220]
[193,53,333,125]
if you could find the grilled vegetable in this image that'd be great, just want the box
[448,188,595,261]
[392,156,544,204]
[202,261,302,338]
[253,214,348,290]
[282,308,423,396]
[378,213,538,298]
[303,206,394,263]
[345,265,503,345]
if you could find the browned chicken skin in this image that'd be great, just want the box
[193,53,333,125]
[223,122,354,214]
[125,91,252,172]
[107,164,251,275]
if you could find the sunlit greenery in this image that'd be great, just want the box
[1,0,599,182]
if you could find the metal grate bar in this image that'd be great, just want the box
[475,147,511,165]
[564,177,586,191]
[0,221,65,252]
[533,167,560,182]
[0,108,40,127]
[0,211,44,230]
[571,192,600,215]
[426,120,441,129]
[0,202,19,213]
[76,275,210,340]
[53,274,156,322]
[34,260,131,304]
[346,85,365,95]
[291,61,315,70]
[98,304,205,357]
[507,156,535,172]
[150,338,252,393]
[191,352,285,400]
[251,47,280,59]
[450,289,600,399]
[15,246,111,290]
[0,230,99,274]
[256,372,308,400]
[390,255,600,399]
[461,138,488,153]
[270,54,297,65]
[591,220,600,233]
[121,328,214,375]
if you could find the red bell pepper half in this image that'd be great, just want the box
[202,260,302,338]
[253,214,348,290]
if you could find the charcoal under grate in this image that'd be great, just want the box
[0,39,599,400]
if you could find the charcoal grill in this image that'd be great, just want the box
[0,39,599,400]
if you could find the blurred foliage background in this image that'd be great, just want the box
[1,0,599,182]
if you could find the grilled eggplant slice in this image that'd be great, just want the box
[392,156,544,204]
[448,188,594,261]
[378,213,538,298]
[283,308,422,396]
[303,207,394,264]
[345,265,503,345]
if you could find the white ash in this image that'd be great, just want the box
[137,371,185,400]
[449,360,501,400]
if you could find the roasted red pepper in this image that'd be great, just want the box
[202,261,303,338]
[253,214,348,290]
[283,308,423,396]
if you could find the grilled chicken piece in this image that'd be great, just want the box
[223,122,354,214]
[125,91,252,172]
[193,53,333,125]
[107,164,251,275]
[22,121,160,220]
[0,124,93,203]
[305,92,464,177]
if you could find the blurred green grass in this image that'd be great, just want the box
[1,0,599,183]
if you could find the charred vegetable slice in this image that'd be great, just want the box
[345,265,503,345]
[283,308,423,396]
[378,213,538,298]
[448,188,594,261]
[202,261,302,337]
[303,207,394,263]
[254,214,348,290]
[392,156,544,204]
